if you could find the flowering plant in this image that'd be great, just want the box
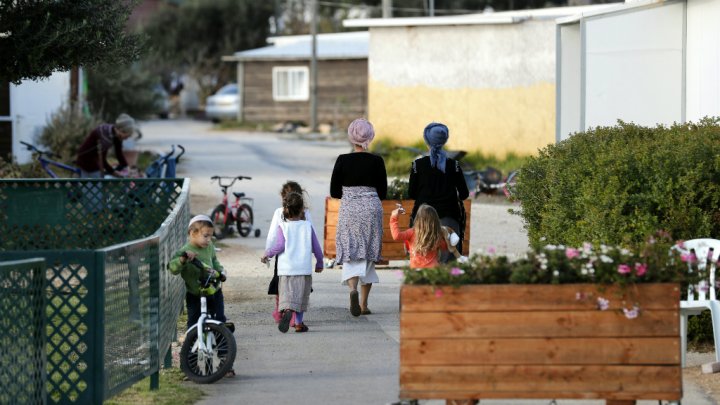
[403,231,704,318]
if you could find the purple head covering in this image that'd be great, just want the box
[423,122,449,173]
[347,118,375,150]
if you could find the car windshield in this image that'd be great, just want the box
[217,84,238,95]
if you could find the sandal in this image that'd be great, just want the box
[294,323,309,333]
[361,308,372,315]
[225,369,236,378]
[279,310,293,333]
[350,290,361,317]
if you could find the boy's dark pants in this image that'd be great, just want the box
[186,291,224,330]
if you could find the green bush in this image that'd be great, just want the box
[372,138,530,177]
[37,104,100,164]
[515,119,720,249]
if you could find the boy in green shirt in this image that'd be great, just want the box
[169,215,228,329]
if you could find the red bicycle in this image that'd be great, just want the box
[210,176,260,239]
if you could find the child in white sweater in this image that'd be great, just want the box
[265,181,313,325]
[261,191,323,333]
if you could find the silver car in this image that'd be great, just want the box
[205,83,239,122]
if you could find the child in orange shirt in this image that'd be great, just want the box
[391,203,463,268]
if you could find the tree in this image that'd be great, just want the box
[143,0,275,98]
[0,0,141,84]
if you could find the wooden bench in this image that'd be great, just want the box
[323,197,471,261]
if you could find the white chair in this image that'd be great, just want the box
[676,238,720,367]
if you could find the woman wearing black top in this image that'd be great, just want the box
[330,118,387,317]
[408,122,469,263]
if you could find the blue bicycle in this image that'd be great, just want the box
[21,141,81,178]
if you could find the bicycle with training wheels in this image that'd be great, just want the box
[210,175,261,239]
[179,253,237,384]
[21,141,81,178]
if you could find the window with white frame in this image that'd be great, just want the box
[272,66,309,101]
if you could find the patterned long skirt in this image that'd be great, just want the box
[335,186,383,264]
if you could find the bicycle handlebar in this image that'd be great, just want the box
[20,141,57,158]
[176,145,185,163]
[211,175,252,189]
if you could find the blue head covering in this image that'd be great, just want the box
[423,122,449,173]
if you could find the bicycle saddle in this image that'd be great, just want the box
[232,192,245,198]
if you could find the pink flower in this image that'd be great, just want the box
[450,267,465,276]
[487,246,496,255]
[565,248,580,259]
[634,263,647,277]
[623,306,640,319]
[617,264,632,275]
[434,289,444,298]
[597,297,609,311]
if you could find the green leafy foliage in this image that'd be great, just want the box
[386,178,410,200]
[371,138,530,177]
[514,119,720,249]
[142,0,274,99]
[37,104,100,164]
[86,63,161,122]
[0,0,141,83]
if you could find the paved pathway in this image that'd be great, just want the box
[140,119,716,405]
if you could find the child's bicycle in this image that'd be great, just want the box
[20,141,81,178]
[179,253,237,384]
[210,175,261,239]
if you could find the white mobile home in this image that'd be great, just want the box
[556,0,720,141]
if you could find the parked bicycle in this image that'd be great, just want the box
[21,141,81,178]
[179,253,237,384]
[210,175,261,239]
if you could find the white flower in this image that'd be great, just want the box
[600,255,614,263]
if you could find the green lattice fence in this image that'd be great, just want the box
[0,179,189,404]
[0,258,47,405]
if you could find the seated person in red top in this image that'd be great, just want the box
[391,203,462,269]
[75,113,137,178]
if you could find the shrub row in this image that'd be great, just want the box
[515,118,720,249]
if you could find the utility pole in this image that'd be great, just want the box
[310,0,318,132]
[382,0,393,18]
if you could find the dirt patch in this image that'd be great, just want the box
[190,193,217,217]
[684,368,720,403]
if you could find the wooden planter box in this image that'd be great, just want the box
[323,197,471,261]
[400,284,682,404]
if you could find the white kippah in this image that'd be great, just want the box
[188,214,213,228]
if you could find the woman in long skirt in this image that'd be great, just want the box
[330,118,387,317]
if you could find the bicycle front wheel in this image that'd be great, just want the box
[236,203,254,237]
[211,205,230,239]
[180,323,237,384]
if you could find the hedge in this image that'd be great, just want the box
[515,118,720,249]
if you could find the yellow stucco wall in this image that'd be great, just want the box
[368,79,556,157]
